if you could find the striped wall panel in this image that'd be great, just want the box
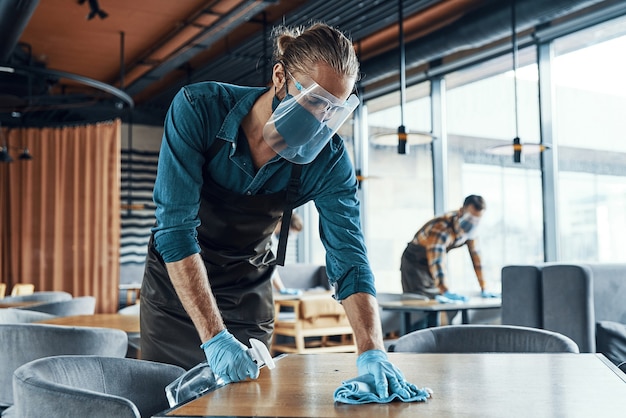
[121,149,159,272]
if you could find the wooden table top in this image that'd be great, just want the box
[0,300,44,309]
[36,313,140,334]
[378,297,501,312]
[156,353,626,418]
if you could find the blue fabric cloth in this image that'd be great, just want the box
[334,374,432,404]
[151,81,375,300]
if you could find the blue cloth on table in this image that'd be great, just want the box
[333,373,432,404]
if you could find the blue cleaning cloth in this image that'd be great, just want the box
[436,291,469,303]
[333,374,432,404]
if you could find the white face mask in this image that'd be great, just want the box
[459,212,481,238]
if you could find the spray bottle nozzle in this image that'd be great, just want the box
[247,338,275,369]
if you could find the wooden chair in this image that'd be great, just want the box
[10,284,34,297]
[272,292,356,354]
[0,283,6,299]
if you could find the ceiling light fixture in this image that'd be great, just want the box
[371,0,434,153]
[485,0,550,163]
[78,0,108,20]
[0,124,34,163]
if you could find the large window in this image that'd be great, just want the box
[443,46,543,294]
[553,16,626,262]
[365,82,433,293]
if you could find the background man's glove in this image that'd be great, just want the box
[356,349,420,398]
[442,291,469,302]
[200,329,259,384]
[481,290,500,298]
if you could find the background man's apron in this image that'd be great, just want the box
[141,139,298,370]
[400,217,465,327]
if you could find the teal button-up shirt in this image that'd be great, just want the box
[152,81,375,300]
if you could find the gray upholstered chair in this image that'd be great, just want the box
[618,362,626,374]
[0,291,72,304]
[12,356,185,418]
[13,296,96,317]
[117,303,141,358]
[388,324,580,353]
[0,309,55,324]
[0,323,128,411]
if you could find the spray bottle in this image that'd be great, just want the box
[165,338,275,408]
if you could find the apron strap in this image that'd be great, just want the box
[275,163,303,266]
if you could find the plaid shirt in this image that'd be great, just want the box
[414,210,485,292]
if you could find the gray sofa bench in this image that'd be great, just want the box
[501,263,626,363]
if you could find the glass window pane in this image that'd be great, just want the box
[553,15,626,262]
[445,47,543,294]
[365,82,433,293]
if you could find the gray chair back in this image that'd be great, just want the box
[389,324,580,353]
[0,291,72,304]
[13,296,96,317]
[0,309,55,324]
[0,323,128,408]
[501,265,544,328]
[12,356,185,418]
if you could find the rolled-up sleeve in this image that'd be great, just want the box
[152,87,207,263]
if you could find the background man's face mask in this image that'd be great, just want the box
[263,74,359,164]
[459,211,482,238]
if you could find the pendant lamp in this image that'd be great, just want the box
[0,123,33,163]
[370,0,434,153]
[485,0,550,163]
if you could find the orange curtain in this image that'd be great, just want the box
[0,120,121,313]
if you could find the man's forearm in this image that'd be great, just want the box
[342,292,385,354]
[166,253,224,343]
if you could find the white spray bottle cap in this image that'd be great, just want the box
[248,338,275,369]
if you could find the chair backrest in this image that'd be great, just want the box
[0,283,6,298]
[12,356,185,418]
[10,284,35,297]
[117,303,140,316]
[14,296,96,317]
[275,264,331,290]
[0,323,128,407]
[618,362,626,374]
[0,309,56,324]
[389,325,580,353]
[501,265,544,328]
[541,264,596,353]
[0,291,73,304]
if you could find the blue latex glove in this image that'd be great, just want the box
[200,329,259,384]
[356,349,420,398]
[279,288,302,296]
[481,290,501,298]
[442,291,469,302]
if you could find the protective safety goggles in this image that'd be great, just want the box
[288,74,360,127]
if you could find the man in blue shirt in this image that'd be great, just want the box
[141,22,419,399]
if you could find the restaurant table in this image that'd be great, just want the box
[379,297,501,335]
[154,352,626,418]
[36,313,140,334]
[0,300,45,309]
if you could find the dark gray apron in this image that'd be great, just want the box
[141,139,300,370]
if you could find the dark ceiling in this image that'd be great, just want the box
[0,0,619,127]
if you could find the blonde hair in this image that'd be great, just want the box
[272,22,360,83]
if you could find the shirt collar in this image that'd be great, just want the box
[216,86,269,143]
